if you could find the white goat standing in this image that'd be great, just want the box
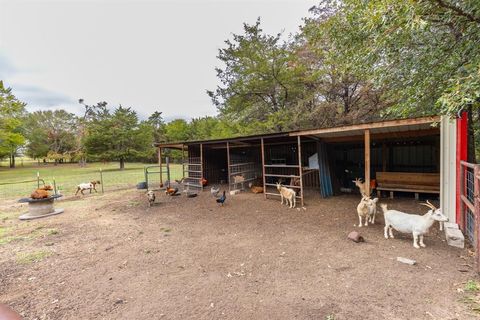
[381,200,449,249]
[356,196,378,227]
[367,197,379,224]
[276,182,296,208]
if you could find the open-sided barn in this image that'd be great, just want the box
[156,114,480,267]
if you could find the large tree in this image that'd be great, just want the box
[24,110,78,163]
[0,81,27,168]
[207,19,305,134]
[318,0,480,160]
[84,104,151,169]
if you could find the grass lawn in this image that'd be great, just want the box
[0,162,183,200]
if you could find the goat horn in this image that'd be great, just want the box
[420,200,436,210]
[426,200,437,209]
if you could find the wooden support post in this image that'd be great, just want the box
[200,143,204,191]
[158,147,163,186]
[382,142,387,172]
[181,144,185,179]
[364,129,371,196]
[297,136,304,207]
[261,138,267,200]
[226,142,231,191]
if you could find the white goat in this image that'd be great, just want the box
[381,200,448,249]
[356,196,378,227]
[147,190,156,207]
[276,182,296,208]
[367,197,379,224]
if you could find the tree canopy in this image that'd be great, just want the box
[0,81,27,167]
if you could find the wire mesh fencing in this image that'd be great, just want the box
[0,164,184,201]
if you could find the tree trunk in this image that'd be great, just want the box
[467,105,476,163]
[9,151,15,168]
[120,158,125,170]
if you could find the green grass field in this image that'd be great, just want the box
[0,162,183,200]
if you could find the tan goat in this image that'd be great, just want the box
[276,182,296,208]
[353,178,368,196]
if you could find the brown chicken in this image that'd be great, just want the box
[31,185,53,199]
[165,187,179,196]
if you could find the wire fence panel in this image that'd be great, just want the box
[0,163,184,201]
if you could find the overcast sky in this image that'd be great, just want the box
[0,0,316,121]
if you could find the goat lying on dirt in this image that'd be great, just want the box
[75,181,101,195]
[356,196,379,227]
[381,200,448,249]
[276,182,296,208]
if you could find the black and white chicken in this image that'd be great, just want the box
[216,191,226,206]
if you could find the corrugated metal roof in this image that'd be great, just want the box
[155,116,441,148]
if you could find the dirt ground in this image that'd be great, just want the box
[1,189,479,320]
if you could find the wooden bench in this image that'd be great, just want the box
[376,172,440,200]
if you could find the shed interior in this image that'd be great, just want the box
[157,117,442,203]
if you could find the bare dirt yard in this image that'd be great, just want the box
[1,189,479,320]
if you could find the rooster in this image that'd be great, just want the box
[210,186,220,197]
[165,187,179,196]
[216,191,226,206]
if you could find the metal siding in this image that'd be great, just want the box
[440,116,457,222]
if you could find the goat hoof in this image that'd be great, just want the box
[420,243,426,248]
[414,245,420,249]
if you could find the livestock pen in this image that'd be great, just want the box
[156,115,480,261]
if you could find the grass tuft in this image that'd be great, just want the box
[465,280,480,292]
[16,250,53,264]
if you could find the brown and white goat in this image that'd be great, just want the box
[276,182,296,208]
[75,180,101,195]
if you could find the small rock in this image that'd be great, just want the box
[347,231,364,243]
[397,257,416,265]
[115,299,124,305]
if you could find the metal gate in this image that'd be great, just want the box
[459,161,480,271]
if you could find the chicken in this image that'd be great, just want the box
[250,186,264,194]
[165,187,179,196]
[216,191,226,206]
[211,186,220,197]
[31,185,53,199]
[201,178,208,186]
